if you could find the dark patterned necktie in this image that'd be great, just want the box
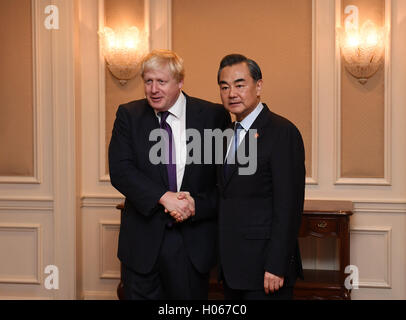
[223,122,243,179]
[159,111,177,192]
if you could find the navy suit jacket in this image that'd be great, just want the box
[109,93,231,274]
[217,105,305,290]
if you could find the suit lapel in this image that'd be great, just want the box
[143,101,170,189]
[179,94,203,191]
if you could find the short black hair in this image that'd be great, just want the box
[217,54,262,84]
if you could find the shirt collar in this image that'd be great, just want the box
[154,91,186,120]
[238,102,264,131]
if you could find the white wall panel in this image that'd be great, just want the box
[0,224,41,284]
[351,227,392,288]
[99,221,120,279]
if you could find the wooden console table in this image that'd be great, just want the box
[293,200,353,300]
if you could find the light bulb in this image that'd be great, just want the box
[366,32,378,46]
[346,34,360,48]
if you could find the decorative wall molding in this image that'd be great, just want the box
[82,290,118,300]
[81,195,124,209]
[97,0,109,183]
[0,0,43,184]
[0,223,42,284]
[350,226,392,288]
[51,0,77,299]
[353,200,406,214]
[31,0,43,185]
[0,198,53,212]
[99,221,120,279]
[303,199,406,214]
[334,0,392,186]
[306,0,320,185]
[0,295,52,300]
[0,176,41,185]
[148,0,172,50]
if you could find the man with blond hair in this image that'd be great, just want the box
[109,50,230,299]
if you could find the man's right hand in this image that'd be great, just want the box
[159,192,195,222]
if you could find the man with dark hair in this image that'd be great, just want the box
[216,54,305,300]
[217,54,262,83]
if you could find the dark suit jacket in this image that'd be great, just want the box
[217,105,305,290]
[109,93,231,275]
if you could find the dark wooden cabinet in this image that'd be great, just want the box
[293,200,353,300]
[116,200,353,300]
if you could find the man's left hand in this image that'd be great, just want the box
[264,272,284,294]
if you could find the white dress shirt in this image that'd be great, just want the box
[225,102,264,159]
[156,92,187,192]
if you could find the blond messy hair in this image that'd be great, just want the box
[141,49,185,82]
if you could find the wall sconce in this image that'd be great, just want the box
[98,26,148,85]
[338,6,385,85]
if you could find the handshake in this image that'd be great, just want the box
[159,191,195,223]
